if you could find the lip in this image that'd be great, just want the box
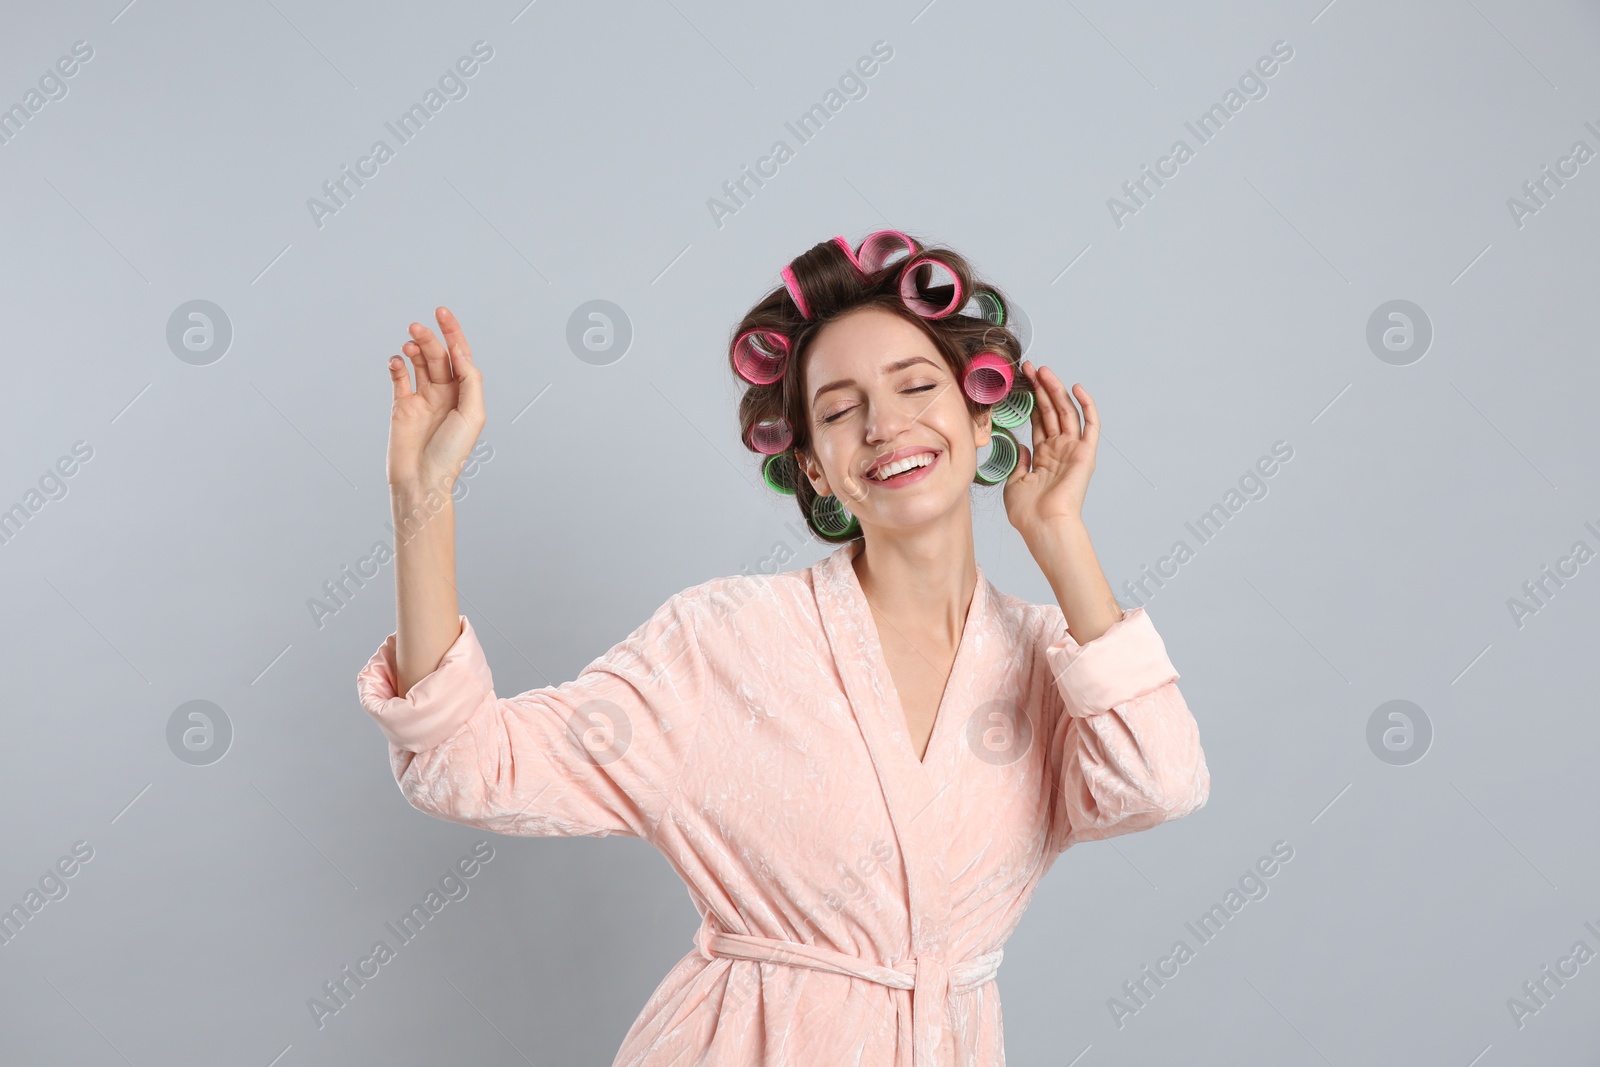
[863,447,942,487]
[870,447,940,479]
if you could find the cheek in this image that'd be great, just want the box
[810,439,851,490]
[930,399,981,446]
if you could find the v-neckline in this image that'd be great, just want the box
[838,540,985,768]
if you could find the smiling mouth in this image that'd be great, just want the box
[865,451,940,483]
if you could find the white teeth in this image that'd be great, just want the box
[870,453,935,480]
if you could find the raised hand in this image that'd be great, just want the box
[1002,361,1099,540]
[386,306,485,492]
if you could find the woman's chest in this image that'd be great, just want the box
[676,647,1061,893]
[877,631,960,764]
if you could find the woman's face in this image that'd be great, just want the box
[797,306,991,531]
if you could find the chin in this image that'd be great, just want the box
[855,487,969,529]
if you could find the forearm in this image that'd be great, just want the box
[1023,518,1124,645]
[391,479,462,697]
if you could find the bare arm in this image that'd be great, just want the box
[1025,517,1123,646]
[1005,361,1121,645]
[385,307,486,697]
[390,481,461,698]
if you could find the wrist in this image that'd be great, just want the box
[389,471,456,501]
[389,480,455,534]
[1020,515,1088,549]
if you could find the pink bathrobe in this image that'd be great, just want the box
[356,539,1210,1066]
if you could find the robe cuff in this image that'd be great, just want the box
[1045,606,1179,718]
[356,615,496,752]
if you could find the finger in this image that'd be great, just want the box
[409,321,455,386]
[1026,361,1061,439]
[412,321,455,384]
[1075,383,1100,450]
[1021,361,1045,443]
[401,342,432,399]
[454,348,486,428]
[433,307,484,424]
[388,354,413,401]
[1043,367,1080,439]
[1006,441,1032,484]
[435,306,473,374]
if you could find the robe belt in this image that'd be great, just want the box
[695,924,1003,1067]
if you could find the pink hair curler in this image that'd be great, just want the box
[781,263,812,320]
[744,415,794,455]
[963,352,1014,404]
[897,254,965,319]
[790,231,919,319]
[732,329,790,385]
[834,230,916,276]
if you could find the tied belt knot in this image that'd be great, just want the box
[692,922,1003,1067]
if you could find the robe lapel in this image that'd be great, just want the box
[810,540,994,965]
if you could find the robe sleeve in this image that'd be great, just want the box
[1042,605,1210,851]
[355,590,709,841]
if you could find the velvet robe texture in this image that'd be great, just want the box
[356,540,1211,1066]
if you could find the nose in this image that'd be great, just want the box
[861,388,919,445]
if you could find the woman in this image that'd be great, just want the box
[357,231,1211,1066]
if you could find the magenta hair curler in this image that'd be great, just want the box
[745,415,794,455]
[780,264,812,320]
[898,254,965,319]
[835,230,916,276]
[732,329,790,385]
[963,352,1014,405]
[789,231,921,322]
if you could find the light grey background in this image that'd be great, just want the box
[3,0,1598,1063]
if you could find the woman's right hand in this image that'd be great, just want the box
[386,306,486,492]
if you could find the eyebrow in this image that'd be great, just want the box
[810,356,941,407]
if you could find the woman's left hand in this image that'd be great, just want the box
[1002,362,1099,541]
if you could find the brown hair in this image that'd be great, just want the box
[728,232,1033,543]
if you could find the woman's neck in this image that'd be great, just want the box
[850,529,978,646]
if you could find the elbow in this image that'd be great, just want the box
[1094,742,1209,831]
[394,757,479,826]
[1164,775,1209,824]
[1065,765,1206,843]
[387,742,467,824]
[1148,747,1210,823]
[385,714,529,834]
[389,746,436,816]
[1059,684,1211,846]
[1137,688,1210,823]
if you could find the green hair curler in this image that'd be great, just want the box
[974,426,1020,485]
[968,288,1006,326]
[990,388,1034,430]
[763,452,801,495]
[810,493,861,537]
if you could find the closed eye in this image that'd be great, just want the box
[821,385,938,425]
